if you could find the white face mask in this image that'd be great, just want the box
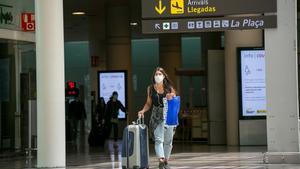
[154,75,164,84]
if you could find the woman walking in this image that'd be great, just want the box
[138,67,176,169]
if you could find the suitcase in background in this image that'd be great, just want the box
[122,118,149,169]
[88,123,106,147]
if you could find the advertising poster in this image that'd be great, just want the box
[98,71,127,119]
[240,49,266,117]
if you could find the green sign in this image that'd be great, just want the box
[0,1,35,31]
[142,15,277,34]
[0,4,14,25]
[142,0,277,19]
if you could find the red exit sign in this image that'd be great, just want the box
[21,13,35,31]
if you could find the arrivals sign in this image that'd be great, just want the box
[142,0,277,19]
[142,15,277,34]
[141,0,277,34]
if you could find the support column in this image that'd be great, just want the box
[264,0,300,163]
[202,32,221,107]
[35,0,65,167]
[224,29,262,146]
[106,2,133,122]
[159,35,181,89]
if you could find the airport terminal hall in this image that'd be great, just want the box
[1,0,300,169]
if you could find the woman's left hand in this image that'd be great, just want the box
[166,93,176,100]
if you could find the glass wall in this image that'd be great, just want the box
[19,42,36,150]
[0,40,91,150]
[131,38,159,122]
[0,40,36,150]
[64,41,91,129]
[181,37,206,107]
[64,42,90,86]
[0,40,16,149]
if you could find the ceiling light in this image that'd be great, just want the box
[72,11,85,15]
[130,22,138,26]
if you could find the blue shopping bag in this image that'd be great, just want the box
[166,96,180,126]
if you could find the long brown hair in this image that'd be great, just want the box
[151,67,174,93]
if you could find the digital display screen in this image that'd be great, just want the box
[98,71,127,119]
[240,49,267,118]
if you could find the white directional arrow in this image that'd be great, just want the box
[155,23,161,29]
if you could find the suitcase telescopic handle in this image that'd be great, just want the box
[137,117,144,125]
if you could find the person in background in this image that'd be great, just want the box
[138,67,177,169]
[105,91,126,147]
[88,97,107,147]
[95,97,106,126]
[68,97,86,142]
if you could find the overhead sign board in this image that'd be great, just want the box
[142,0,277,19]
[142,15,277,34]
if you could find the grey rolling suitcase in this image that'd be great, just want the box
[122,118,149,169]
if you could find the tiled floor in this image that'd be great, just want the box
[0,139,300,169]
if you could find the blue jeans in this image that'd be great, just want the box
[154,122,175,159]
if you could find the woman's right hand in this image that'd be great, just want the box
[138,110,144,118]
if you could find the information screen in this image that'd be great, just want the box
[239,48,266,118]
[98,71,127,119]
